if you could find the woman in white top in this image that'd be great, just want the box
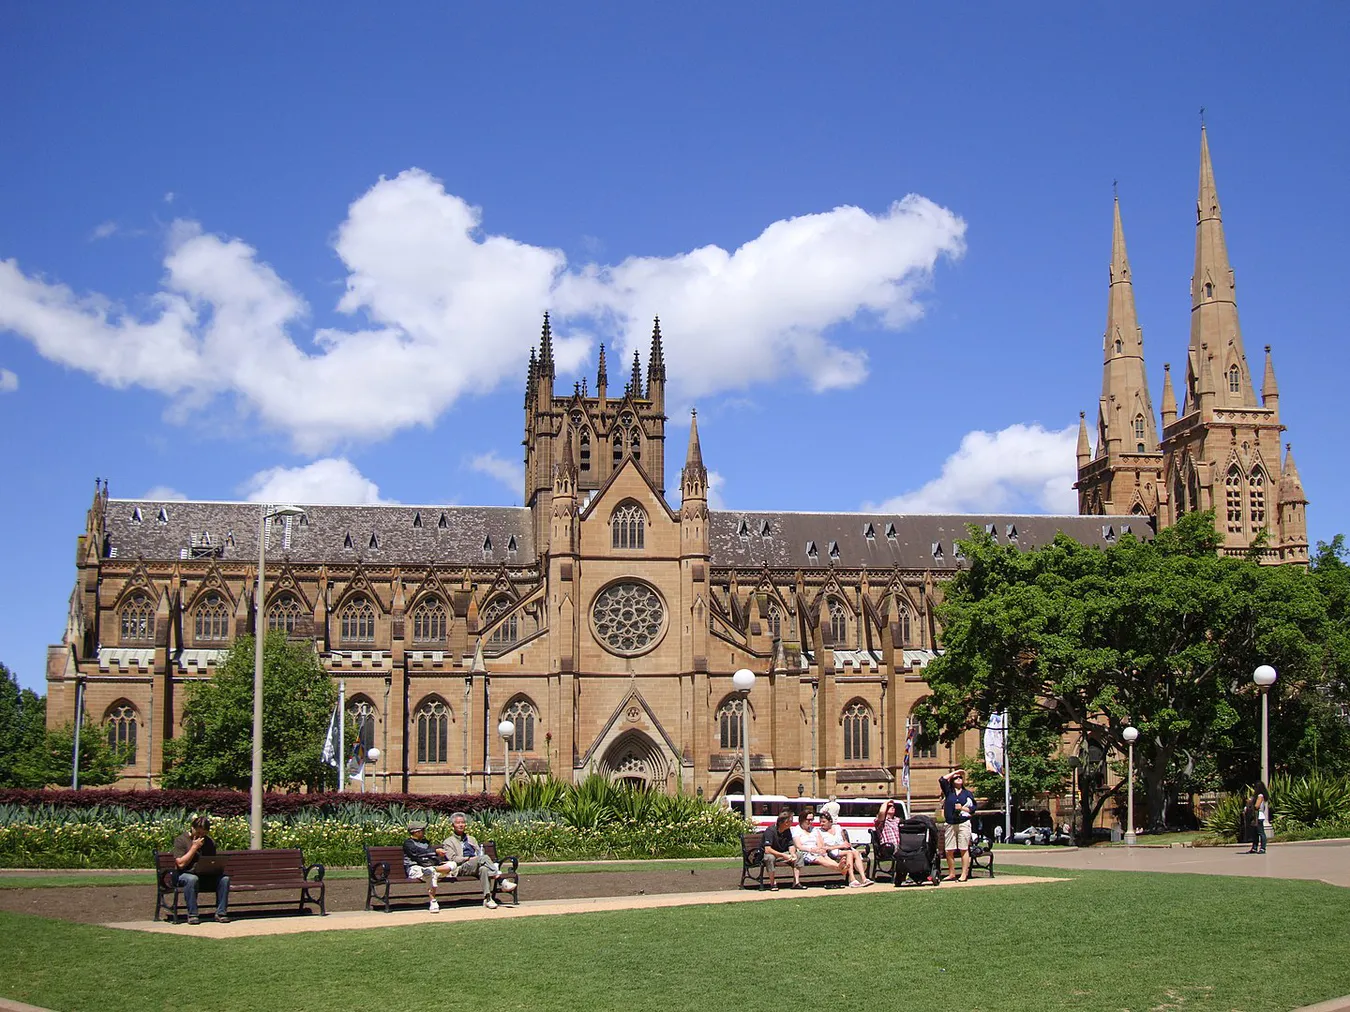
[1246,782,1271,854]
[817,812,872,887]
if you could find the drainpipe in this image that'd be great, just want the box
[382,674,391,795]
[810,678,819,797]
[463,676,472,793]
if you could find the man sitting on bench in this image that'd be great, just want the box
[762,809,805,890]
[442,812,512,910]
[402,820,456,913]
[172,815,229,925]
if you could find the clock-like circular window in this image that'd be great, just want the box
[591,581,666,656]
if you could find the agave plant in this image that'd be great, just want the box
[1272,773,1350,826]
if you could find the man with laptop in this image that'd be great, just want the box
[171,815,230,925]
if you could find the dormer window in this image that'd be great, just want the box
[760,520,772,538]
[984,523,997,537]
[1005,524,1018,541]
[157,507,169,525]
[482,535,492,552]
[1102,525,1116,541]
[931,542,944,560]
[884,522,897,540]
[738,518,751,538]
[863,523,875,540]
[369,532,379,550]
[412,511,422,529]
[130,507,143,525]
[806,541,818,560]
[438,513,449,529]
[828,541,840,560]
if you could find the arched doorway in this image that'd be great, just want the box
[599,730,668,790]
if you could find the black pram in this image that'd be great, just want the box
[894,815,940,886]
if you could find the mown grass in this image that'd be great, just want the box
[1,869,1348,1011]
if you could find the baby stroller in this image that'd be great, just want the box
[894,815,941,886]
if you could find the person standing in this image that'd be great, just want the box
[939,768,977,881]
[1246,783,1271,854]
[172,815,229,925]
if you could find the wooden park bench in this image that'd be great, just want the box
[154,848,326,922]
[739,831,869,889]
[365,842,520,912]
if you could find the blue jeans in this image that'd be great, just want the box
[1252,822,1268,853]
[178,872,230,918]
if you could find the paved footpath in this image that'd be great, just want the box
[105,872,1061,939]
[997,838,1350,887]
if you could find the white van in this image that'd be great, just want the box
[723,794,910,845]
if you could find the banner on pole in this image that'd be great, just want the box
[984,711,1006,775]
[346,739,366,783]
[902,721,916,790]
[320,705,340,769]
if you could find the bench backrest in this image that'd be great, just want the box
[155,851,176,874]
[741,831,765,865]
[216,848,306,884]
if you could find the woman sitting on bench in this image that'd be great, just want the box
[817,812,872,888]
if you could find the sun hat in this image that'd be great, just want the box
[408,820,428,832]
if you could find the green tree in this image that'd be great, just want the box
[919,512,1342,832]
[962,708,1072,825]
[0,663,49,788]
[10,721,125,788]
[162,632,336,790]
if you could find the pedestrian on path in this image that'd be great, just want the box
[1245,783,1271,854]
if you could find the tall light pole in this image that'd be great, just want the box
[1253,665,1277,786]
[732,669,756,818]
[1122,725,1139,846]
[498,720,516,791]
[251,504,306,850]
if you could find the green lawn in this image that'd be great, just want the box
[2,869,1347,1011]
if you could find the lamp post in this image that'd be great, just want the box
[497,720,515,790]
[250,504,307,850]
[367,747,381,794]
[732,668,756,818]
[1253,665,1277,786]
[1122,725,1139,846]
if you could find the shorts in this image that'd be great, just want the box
[766,851,807,869]
[944,821,972,852]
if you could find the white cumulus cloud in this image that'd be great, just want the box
[469,451,524,497]
[141,485,187,500]
[0,368,16,393]
[867,423,1079,515]
[707,470,727,510]
[240,458,391,505]
[0,169,964,452]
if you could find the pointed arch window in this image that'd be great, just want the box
[611,502,646,550]
[613,434,624,468]
[1133,414,1146,450]
[120,593,154,644]
[482,596,518,647]
[1204,282,1214,299]
[415,697,450,765]
[194,592,230,642]
[717,697,745,750]
[105,702,138,765]
[766,601,783,640]
[579,429,591,472]
[1187,467,1201,519]
[843,701,872,761]
[1225,464,1244,535]
[895,604,913,648]
[1228,365,1241,394]
[827,597,849,646]
[1248,467,1267,529]
[350,696,377,753]
[908,707,937,760]
[412,596,448,644]
[267,593,302,634]
[339,595,376,643]
[503,697,536,752]
[629,428,642,465]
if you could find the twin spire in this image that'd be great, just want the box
[1087,125,1272,456]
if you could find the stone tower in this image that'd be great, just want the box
[525,314,668,556]
[1075,195,1165,516]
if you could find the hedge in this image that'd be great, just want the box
[0,788,507,816]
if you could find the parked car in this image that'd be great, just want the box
[1010,825,1073,846]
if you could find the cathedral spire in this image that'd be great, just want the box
[525,347,537,407]
[1279,443,1306,504]
[1262,344,1280,409]
[681,408,707,501]
[629,349,643,399]
[1161,363,1177,428]
[597,342,608,389]
[1100,195,1158,454]
[647,317,666,386]
[539,312,555,377]
[1076,411,1091,467]
[1191,126,1257,408]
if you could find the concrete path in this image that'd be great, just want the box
[104,872,1062,939]
[997,839,1350,887]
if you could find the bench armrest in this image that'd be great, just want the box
[498,855,520,874]
[370,861,391,884]
[158,867,178,891]
[304,863,326,882]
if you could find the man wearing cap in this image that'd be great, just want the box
[939,768,977,882]
[441,812,512,909]
[402,820,457,913]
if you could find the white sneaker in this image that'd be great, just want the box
[497,878,517,893]
[428,900,440,913]
[484,897,499,910]
[848,880,864,888]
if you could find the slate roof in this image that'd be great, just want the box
[708,511,1149,570]
[104,500,535,565]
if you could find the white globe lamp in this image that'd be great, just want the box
[1122,725,1138,846]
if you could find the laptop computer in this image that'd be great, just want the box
[191,856,228,876]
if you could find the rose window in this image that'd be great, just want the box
[592,582,665,655]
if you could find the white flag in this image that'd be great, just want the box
[983,711,1006,775]
[320,705,340,768]
[346,739,366,782]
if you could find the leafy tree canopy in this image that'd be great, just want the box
[0,664,50,788]
[162,632,337,791]
[919,512,1348,829]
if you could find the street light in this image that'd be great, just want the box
[1253,665,1277,786]
[1122,725,1139,846]
[250,504,307,851]
[498,720,515,790]
[367,747,381,794]
[732,668,756,818]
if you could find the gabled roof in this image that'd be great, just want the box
[104,500,534,565]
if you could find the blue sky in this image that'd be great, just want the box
[2,5,1347,693]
